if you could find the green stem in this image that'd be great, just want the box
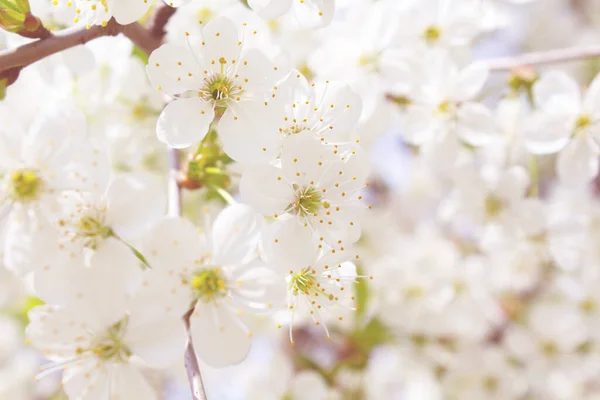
[528,155,539,197]
[211,186,236,205]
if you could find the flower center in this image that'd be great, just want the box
[9,168,43,202]
[189,268,227,303]
[59,205,112,249]
[424,26,441,44]
[357,52,380,73]
[199,58,242,106]
[484,195,505,218]
[288,185,323,217]
[575,113,592,130]
[289,268,316,294]
[281,124,306,136]
[436,99,455,115]
[483,376,499,392]
[78,318,131,362]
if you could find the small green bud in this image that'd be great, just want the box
[0,0,31,33]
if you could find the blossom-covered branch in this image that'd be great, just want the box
[486,44,600,71]
[0,5,173,79]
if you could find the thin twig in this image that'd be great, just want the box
[183,308,209,400]
[168,148,209,400]
[485,44,600,72]
[168,148,183,217]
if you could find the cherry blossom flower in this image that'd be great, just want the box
[219,71,362,164]
[146,16,281,148]
[138,205,285,367]
[240,133,369,250]
[525,71,600,185]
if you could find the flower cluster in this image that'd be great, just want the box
[4,0,600,399]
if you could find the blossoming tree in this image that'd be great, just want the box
[2,0,600,399]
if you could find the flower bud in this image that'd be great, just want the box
[0,0,31,33]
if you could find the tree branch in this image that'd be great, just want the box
[0,20,124,73]
[0,4,174,78]
[485,44,600,72]
[147,4,177,39]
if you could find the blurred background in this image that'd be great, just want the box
[5,0,600,399]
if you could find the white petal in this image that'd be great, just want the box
[280,133,332,186]
[240,165,294,216]
[456,102,496,146]
[515,198,546,236]
[584,72,600,111]
[557,136,599,186]
[142,216,203,270]
[26,305,93,359]
[218,101,281,164]
[291,371,330,400]
[451,62,489,101]
[292,0,335,28]
[212,204,263,265]
[109,364,158,400]
[314,82,363,141]
[146,44,205,95]
[63,361,110,400]
[62,45,95,75]
[125,313,186,369]
[533,71,581,109]
[523,100,573,154]
[495,166,529,205]
[67,239,134,330]
[402,104,441,146]
[111,0,151,24]
[190,304,251,367]
[201,17,243,67]
[105,173,166,239]
[230,261,287,312]
[248,0,292,19]
[157,98,214,148]
[261,218,318,273]
[236,48,279,94]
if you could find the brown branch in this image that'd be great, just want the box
[0,20,124,73]
[0,5,174,79]
[147,4,177,39]
[18,13,52,39]
[485,45,600,72]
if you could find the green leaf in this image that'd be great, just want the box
[131,45,149,64]
[350,318,394,355]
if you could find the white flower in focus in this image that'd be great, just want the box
[525,71,600,185]
[219,71,362,164]
[402,50,494,147]
[240,133,369,250]
[26,300,185,400]
[139,205,285,367]
[261,220,362,343]
[247,0,334,28]
[33,173,166,305]
[146,17,281,148]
